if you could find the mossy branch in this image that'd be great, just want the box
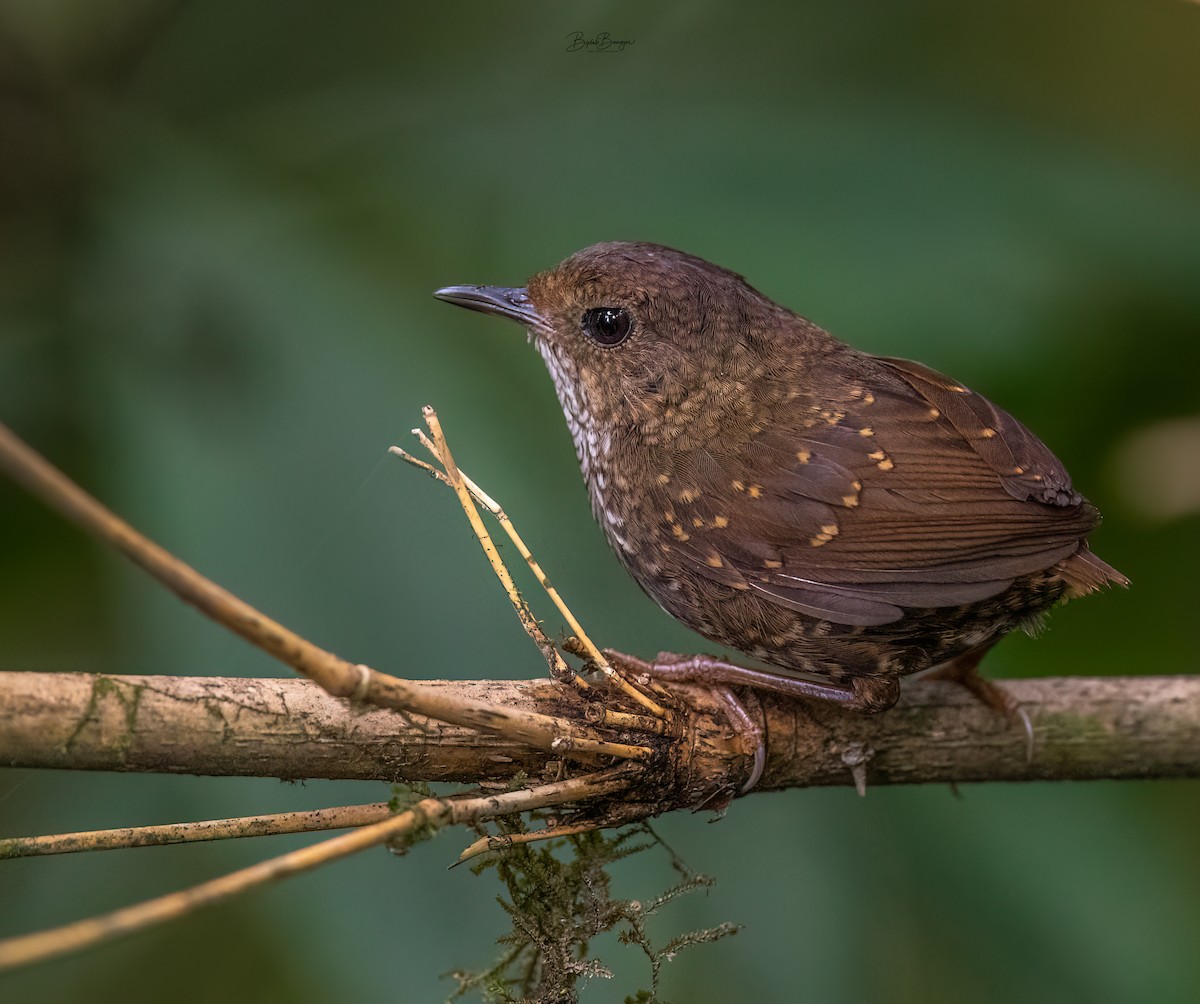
[2,670,1198,793]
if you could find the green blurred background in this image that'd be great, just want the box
[2,2,1198,1001]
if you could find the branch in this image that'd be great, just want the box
[0,767,633,971]
[3,671,1197,791]
[0,804,394,859]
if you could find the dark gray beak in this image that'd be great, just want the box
[433,285,542,328]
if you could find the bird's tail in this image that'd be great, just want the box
[1057,546,1130,599]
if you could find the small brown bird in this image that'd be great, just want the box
[435,242,1127,736]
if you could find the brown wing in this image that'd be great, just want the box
[652,356,1100,627]
[878,357,1082,507]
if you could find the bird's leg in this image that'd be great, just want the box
[603,650,899,712]
[600,650,900,793]
[924,644,1034,760]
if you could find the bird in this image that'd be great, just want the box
[433,242,1127,753]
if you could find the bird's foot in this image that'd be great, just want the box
[598,649,900,794]
[924,647,1034,761]
[595,650,765,795]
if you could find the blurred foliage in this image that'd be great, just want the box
[1,1,1198,1002]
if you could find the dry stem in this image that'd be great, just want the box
[408,408,666,718]
[391,438,587,693]
[455,821,602,866]
[391,443,667,735]
[0,767,633,972]
[0,804,396,859]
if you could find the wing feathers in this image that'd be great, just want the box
[879,356,1083,506]
[647,353,1103,626]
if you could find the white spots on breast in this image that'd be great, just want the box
[537,337,603,481]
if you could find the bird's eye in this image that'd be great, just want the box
[580,307,633,346]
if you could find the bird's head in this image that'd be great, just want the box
[435,242,810,451]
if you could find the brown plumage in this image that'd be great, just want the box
[435,242,1127,716]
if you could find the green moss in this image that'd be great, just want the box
[61,676,145,761]
[389,780,435,814]
[1043,711,1109,742]
[446,821,738,1003]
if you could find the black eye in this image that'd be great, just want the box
[581,306,633,346]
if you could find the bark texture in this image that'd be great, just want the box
[3,671,1197,792]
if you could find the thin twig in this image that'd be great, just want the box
[407,409,666,719]
[447,467,657,714]
[0,804,448,972]
[453,821,601,867]
[0,804,396,859]
[392,444,668,735]
[395,438,588,694]
[0,767,634,973]
[0,422,651,763]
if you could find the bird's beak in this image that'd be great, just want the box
[433,285,543,328]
